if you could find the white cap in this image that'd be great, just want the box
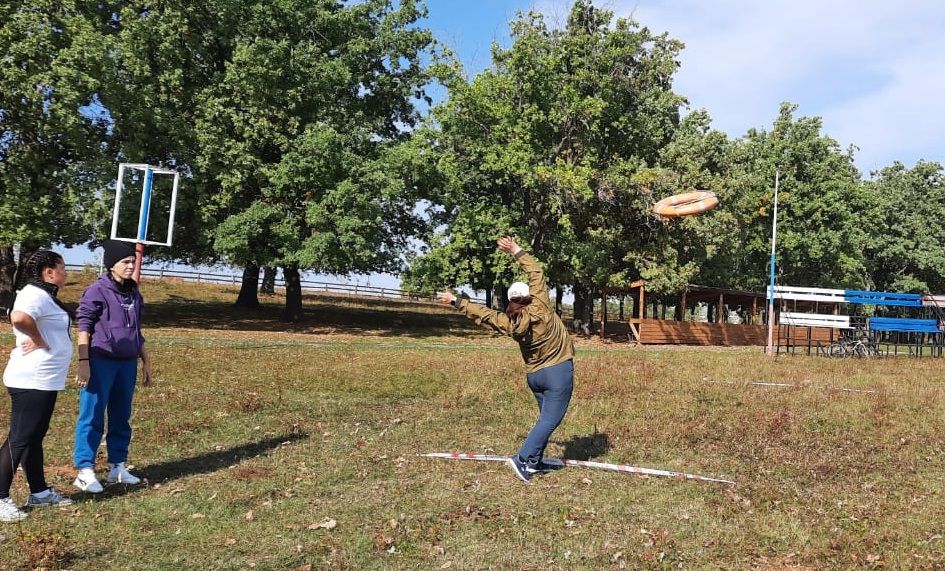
[507,281,530,300]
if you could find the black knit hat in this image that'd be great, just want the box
[103,240,136,270]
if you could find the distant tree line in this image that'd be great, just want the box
[3,0,943,323]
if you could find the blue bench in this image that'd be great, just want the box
[869,317,942,333]
[846,290,923,307]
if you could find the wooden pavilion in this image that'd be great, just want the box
[599,280,770,345]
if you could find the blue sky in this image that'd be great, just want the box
[426,0,945,174]
[67,1,945,289]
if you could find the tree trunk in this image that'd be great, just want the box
[555,287,563,316]
[485,288,493,309]
[572,283,592,336]
[260,266,276,295]
[0,246,16,316]
[283,265,303,321]
[234,264,260,308]
[14,246,37,293]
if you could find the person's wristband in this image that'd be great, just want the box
[450,297,458,307]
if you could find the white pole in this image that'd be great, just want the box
[110,164,126,240]
[766,170,781,356]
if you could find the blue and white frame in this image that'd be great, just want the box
[110,163,180,247]
[775,286,944,333]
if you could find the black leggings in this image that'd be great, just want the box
[0,388,58,497]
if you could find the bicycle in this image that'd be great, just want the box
[827,330,879,358]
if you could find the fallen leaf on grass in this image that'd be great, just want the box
[308,518,337,530]
[225,538,237,546]
[724,488,751,508]
[245,510,254,521]
[192,513,206,519]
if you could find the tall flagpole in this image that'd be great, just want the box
[766,170,781,356]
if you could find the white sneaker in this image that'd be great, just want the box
[107,463,141,485]
[73,468,104,493]
[26,487,73,508]
[0,497,27,522]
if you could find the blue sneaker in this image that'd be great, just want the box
[26,487,73,509]
[507,456,532,482]
[526,459,564,474]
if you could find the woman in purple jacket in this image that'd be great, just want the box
[72,240,153,493]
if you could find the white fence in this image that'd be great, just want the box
[66,264,486,304]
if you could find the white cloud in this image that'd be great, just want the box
[534,0,945,173]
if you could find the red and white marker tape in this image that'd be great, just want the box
[422,452,735,485]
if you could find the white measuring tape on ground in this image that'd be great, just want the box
[707,380,876,394]
[422,452,735,485]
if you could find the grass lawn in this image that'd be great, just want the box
[1,272,944,569]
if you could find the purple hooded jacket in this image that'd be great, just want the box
[76,274,145,360]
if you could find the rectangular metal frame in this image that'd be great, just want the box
[110,162,180,247]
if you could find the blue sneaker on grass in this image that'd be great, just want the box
[26,487,73,509]
[526,459,564,474]
[507,456,532,482]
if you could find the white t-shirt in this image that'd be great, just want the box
[3,284,73,391]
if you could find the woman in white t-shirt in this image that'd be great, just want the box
[0,251,74,522]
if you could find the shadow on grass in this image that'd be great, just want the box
[71,432,309,501]
[142,295,487,339]
[555,431,611,461]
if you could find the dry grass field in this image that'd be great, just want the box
[0,271,943,569]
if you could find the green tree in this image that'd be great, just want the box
[1,0,249,312]
[196,0,441,319]
[719,103,870,292]
[0,0,111,309]
[404,1,703,329]
[864,160,945,293]
[92,0,248,266]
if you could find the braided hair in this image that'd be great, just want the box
[14,250,69,316]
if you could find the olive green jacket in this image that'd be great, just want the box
[454,250,574,373]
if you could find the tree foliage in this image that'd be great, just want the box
[195,0,442,318]
[705,103,870,292]
[864,160,945,293]
[5,0,945,323]
[0,0,119,309]
[403,0,718,323]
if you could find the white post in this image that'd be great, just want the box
[766,170,781,357]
